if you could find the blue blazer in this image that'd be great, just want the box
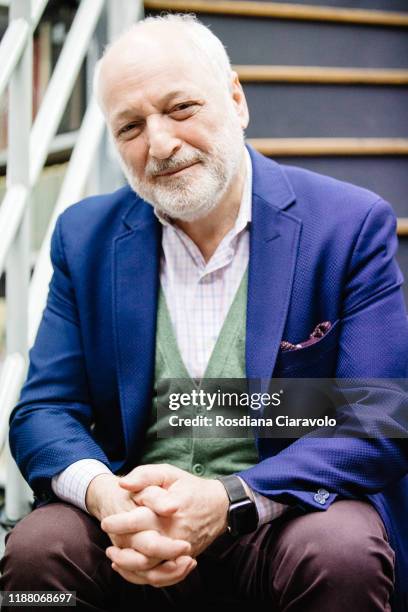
[10,146,408,610]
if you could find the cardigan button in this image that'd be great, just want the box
[192,463,204,476]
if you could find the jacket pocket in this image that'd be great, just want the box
[274,319,340,376]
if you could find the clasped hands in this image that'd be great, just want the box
[87,464,229,587]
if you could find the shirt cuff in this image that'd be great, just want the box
[51,459,112,513]
[237,476,289,526]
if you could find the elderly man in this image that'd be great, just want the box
[1,14,408,612]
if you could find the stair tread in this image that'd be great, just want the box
[144,0,408,27]
[234,65,408,84]
[248,137,408,155]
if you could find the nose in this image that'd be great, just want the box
[146,115,182,160]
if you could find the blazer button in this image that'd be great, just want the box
[314,489,330,504]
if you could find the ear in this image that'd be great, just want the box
[230,71,249,129]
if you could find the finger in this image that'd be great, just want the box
[107,530,191,560]
[143,555,197,587]
[101,506,162,535]
[109,530,188,560]
[111,561,180,586]
[106,546,166,572]
[133,485,180,516]
[109,532,161,561]
[111,555,197,587]
[119,464,182,492]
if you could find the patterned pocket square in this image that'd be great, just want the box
[280,321,332,352]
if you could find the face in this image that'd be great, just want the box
[99,33,249,221]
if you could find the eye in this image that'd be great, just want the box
[117,122,142,137]
[170,102,198,118]
[174,103,193,111]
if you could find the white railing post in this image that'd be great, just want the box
[3,0,34,522]
[86,1,122,196]
[85,0,143,197]
[104,0,144,187]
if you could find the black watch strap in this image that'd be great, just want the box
[218,475,249,504]
[217,475,259,536]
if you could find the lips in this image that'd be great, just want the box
[155,161,199,178]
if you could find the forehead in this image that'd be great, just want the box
[99,35,219,121]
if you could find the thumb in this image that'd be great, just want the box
[119,463,182,492]
[133,485,180,516]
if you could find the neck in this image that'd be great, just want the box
[174,152,247,262]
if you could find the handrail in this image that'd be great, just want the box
[31,0,49,29]
[29,98,106,344]
[0,19,29,99]
[0,186,28,276]
[0,131,79,167]
[0,99,106,450]
[0,0,49,99]
[0,0,105,273]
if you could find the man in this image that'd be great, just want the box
[1,14,408,612]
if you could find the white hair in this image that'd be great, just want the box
[93,13,233,112]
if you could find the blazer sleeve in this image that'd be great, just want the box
[237,198,408,512]
[9,214,111,503]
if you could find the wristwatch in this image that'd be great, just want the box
[217,475,259,536]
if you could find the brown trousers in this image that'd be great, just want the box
[0,499,395,611]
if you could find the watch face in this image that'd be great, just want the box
[229,499,258,536]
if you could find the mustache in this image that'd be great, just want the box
[145,151,206,178]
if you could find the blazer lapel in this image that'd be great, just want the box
[112,198,161,454]
[246,146,302,379]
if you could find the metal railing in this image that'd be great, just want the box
[0,0,142,522]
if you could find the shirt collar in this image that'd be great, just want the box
[235,146,252,232]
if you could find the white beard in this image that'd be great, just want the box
[116,111,245,222]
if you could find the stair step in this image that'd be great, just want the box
[144,1,408,27]
[144,11,408,68]
[398,219,408,236]
[235,65,408,84]
[248,137,408,156]
[243,83,408,139]
[268,156,408,218]
[246,0,407,11]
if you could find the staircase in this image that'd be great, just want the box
[145,0,408,305]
